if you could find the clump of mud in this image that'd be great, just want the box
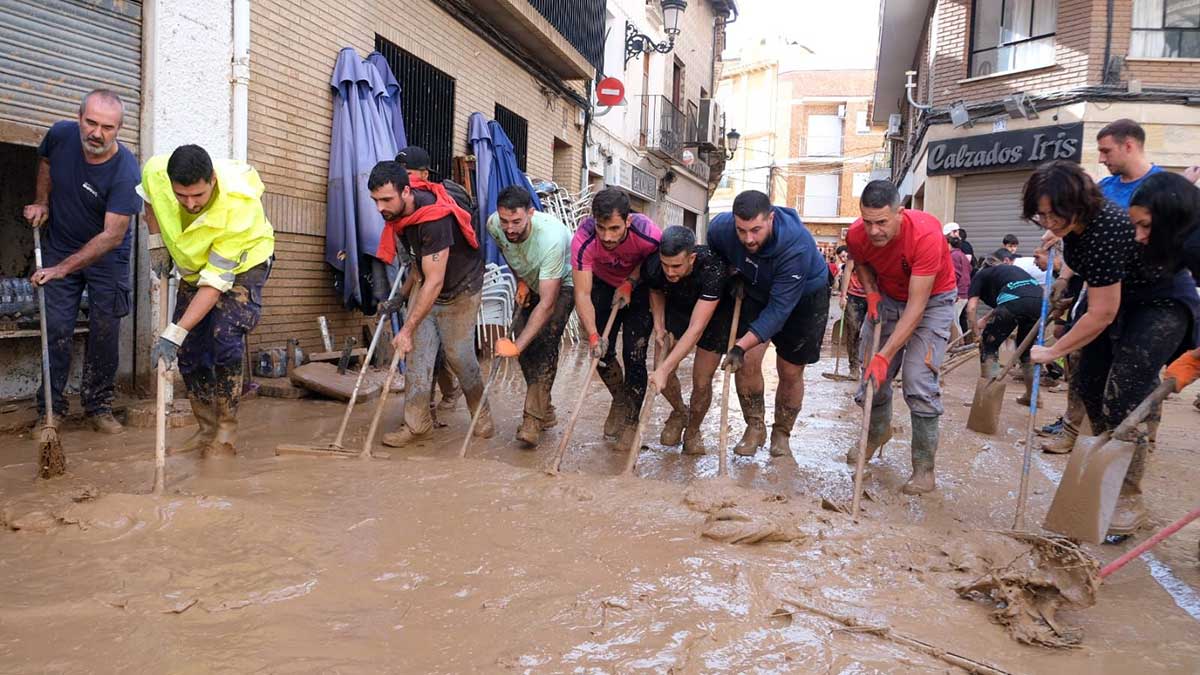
[683,478,819,545]
[954,531,1100,649]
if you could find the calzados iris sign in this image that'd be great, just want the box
[926,123,1082,176]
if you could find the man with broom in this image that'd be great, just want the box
[140,144,275,457]
[845,180,958,495]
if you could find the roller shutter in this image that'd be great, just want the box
[953,171,1041,257]
[0,0,141,151]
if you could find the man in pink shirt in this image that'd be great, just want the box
[572,188,662,448]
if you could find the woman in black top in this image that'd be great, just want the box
[1026,162,1200,536]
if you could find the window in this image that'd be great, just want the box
[855,110,870,135]
[801,174,840,218]
[969,0,1057,78]
[494,104,529,172]
[1131,0,1200,58]
[806,115,843,157]
[376,36,456,180]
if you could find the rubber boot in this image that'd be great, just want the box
[597,360,627,439]
[1107,437,1149,536]
[1040,419,1079,454]
[732,391,767,456]
[901,413,939,495]
[980,356,1001,381]
[681,420,707,455]
[204,364,242,458]
[1015,363,1040,407]
[845,399,893,465]
[769,403,801,458]
[170,396,217,455]
[659,372,687,446]
[516,380,550,447]
[471,401,496,439]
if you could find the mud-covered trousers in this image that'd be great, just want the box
[979,297,1041,366]
[854,290,957,417]
[403,287,486,435]
[38,246,130,417]
[842,294,866,374]
[592,279,653,424]
[511,285,575,423]
[175,261,270,407]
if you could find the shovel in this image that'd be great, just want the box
[715,287,745,477]
[32,226,65,479]
[822,317,857,382]
[546,309,619,474]
[965,321,1044,436]
[1042,378,1176,543]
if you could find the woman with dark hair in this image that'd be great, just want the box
[1027,162,1200,536]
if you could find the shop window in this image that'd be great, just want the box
[494,104,529,172]
[375,36,456,180]
[1131,0,1200,58]
[969,0,1057,77]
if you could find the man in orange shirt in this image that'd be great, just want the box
[845,180,959,495]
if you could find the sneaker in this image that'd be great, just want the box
[1038,416,1065,437]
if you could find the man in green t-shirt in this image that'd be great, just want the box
[487,186,576,446]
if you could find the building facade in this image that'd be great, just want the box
[0,0,605,398]
[714,38,890,252]
[875,0,1200,255]
[585,0,737,238]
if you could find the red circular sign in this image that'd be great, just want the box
[596,77,625,107]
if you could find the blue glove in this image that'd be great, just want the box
[152,323,188,370]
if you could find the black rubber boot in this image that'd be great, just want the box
[846,398,892,464]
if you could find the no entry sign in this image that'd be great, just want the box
[596,77,625,107]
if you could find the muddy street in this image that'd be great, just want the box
[1,342,1198,674]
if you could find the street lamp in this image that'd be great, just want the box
[723,128,740,160]
[625,0,689,66]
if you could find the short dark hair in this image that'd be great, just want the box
[1129,171,1200,267]
[860,180,901,209]
[166,144,214,186]
[835,245,848,254]
[1002,234,1020,246]
[659,226,697,257]
[957,227,969,239]
[1021,160,1105,229]
[497,185,533,211]
[1097,118,1146,146]
[731,190,772,220]
[592,187,631,222]
[368,161,410,192]
[991,248,1015,261]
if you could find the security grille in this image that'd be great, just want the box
[375,36,456,180]
[494,104,529,172]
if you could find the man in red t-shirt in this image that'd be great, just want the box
[845,180,958,495]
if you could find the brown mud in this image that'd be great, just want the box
[1,342,1198,673]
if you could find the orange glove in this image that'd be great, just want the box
[494,338,520,358]
[866,292,882,322]
[1164,349,1200,392]
[516,280,530,308]
[613,280,634,309]
[863,353,891,388]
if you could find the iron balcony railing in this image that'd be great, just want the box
[637,95,710,181]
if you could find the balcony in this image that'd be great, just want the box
[459,0,603,79]
[795,194,842,219]
[637,95,711,182]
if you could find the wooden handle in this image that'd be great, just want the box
[850,319,884,520]
[1113,378,1176,439]
[716,290,745,478]
[360,347,404,459]
[549,308,619,474]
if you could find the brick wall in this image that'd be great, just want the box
[247,0,587,352]
[1111,0,1200,85]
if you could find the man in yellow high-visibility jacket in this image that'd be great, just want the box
[139,144,274,457]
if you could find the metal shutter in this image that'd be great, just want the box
[953,170,1041,257]
[0,0,142,151]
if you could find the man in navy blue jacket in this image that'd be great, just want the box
[709,190,830,459]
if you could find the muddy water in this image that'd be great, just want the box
[1,344,1198,673]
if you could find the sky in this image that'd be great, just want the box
[723,0,882,69]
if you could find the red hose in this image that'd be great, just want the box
[1100,506,1200,579]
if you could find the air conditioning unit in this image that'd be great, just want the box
[886,113,902,138]
[696,99,723,150]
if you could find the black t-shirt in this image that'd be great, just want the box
[402,189,484,302]
[1185,226,1200,285]
[968,264,1042,307]
[1063,200,1136,289]
[643,245,729,314]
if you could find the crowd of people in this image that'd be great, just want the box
[25,91,1200,538]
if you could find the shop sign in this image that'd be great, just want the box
[926,123,1082,176]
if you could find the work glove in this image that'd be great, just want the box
[516,280,531,308]
[1165,349,1200,392]
[866,291,882,322]
[152,323,188,370]
[721,345,745,373]
[863,353,890,388]
[612,280,634,309]
[589,332,608,360]
[377,296,406,316]
[150,247,174,278]
[494,338,520,358]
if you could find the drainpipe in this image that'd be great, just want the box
[231,0,250,161]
